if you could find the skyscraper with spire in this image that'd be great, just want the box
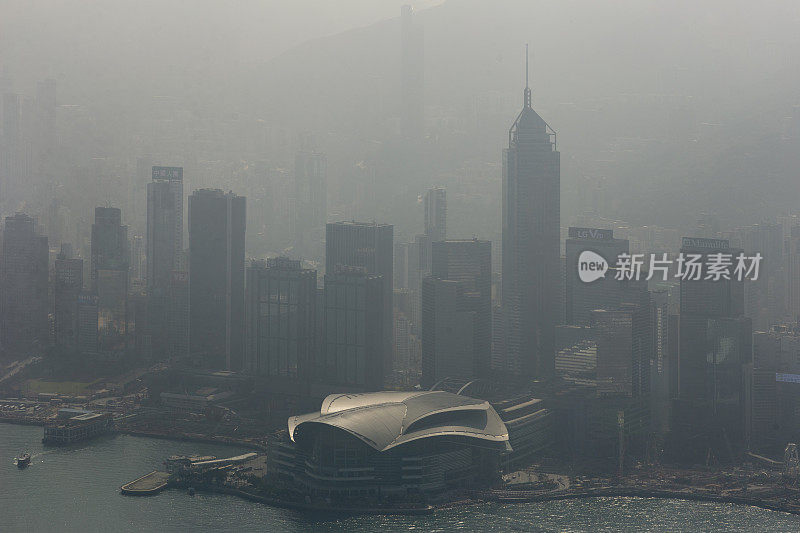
[501,46,560,378]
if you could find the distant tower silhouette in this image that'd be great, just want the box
[400,5,424,140]
[501,45,560,378]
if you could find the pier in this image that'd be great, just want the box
[120,470,171,496]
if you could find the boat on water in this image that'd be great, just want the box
[15,453,31,468]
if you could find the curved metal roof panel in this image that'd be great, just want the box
[289,391,510,452]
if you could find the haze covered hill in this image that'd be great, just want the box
[3,0,800,235]
[249,0,800,231]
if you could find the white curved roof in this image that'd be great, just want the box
[288,391,510,452]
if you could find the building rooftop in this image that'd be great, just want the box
[288,390,510,453]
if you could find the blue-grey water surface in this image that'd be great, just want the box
[2,422,800,532]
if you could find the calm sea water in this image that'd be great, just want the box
[2,422,800,532]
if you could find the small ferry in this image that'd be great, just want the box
[15,453,31,468]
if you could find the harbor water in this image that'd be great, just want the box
[2,422,800,532]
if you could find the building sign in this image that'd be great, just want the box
[569,227,614,240]
[152,166,183,181]
[681,237,730,250]
[776,373,800,384]
[78,294,99,306]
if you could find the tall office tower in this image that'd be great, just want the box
[394,311,412,374]
[424,187,446,243]
[421,278,477,388]
[400,4,424,140]
[188,189,246,371]
[748,325,800,451]
[1,93,22,205]
[430,239,492,378]
[650,289,671,434]
[129,235,146,282]
[501,48,560,378]
[592,303,652,398]
[244,258,317,382]
[786,226,800,321]
[146,166,184,358]
[33,78,56,177]
[76,292,99,356]
[322,267,385,390]
[413,186,447,287]
[91,207,129,352]
[676,237,751,457]
[0,213,49,354]
[54,245,84,351]
[168,271,189,358]
[394,241,410,290]
[293,150,327,257]
[325,221,393,378]
[147,166,183,290]
[565,227,630,325]
[737,223,783,330]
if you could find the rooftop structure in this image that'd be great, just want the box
[273,391,510,496]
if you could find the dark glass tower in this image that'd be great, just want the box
[244,257,317,381]
[146,166,183,291]
[501,48,560,378]
[325,221,393,380]
[91,207,129,353]
[188,189,246,371]
[54,246,84,351]
[1,213,49,354]
[426,239,492,382]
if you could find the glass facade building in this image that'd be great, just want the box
[244,258,317,381]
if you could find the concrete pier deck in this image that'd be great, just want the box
[120,470,170,495]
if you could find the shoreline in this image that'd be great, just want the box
[173,483,434,516]
[172,482,800,518]
[476,487,800,517]
[117,428,268,452]
[0,419,267,451]
[5,419,797,518]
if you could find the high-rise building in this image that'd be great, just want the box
[1,93,25,205]
[188,189,246,371]
[421,278,477,388]
[565,227,630,325]
[1,213,49,354]
[400,4,424,140]
[146,166,184,358]
[322,267,385,390]
[91,207,128,278]
[91,207,129,352]
[501,48,560,378]
[592,303,652,398]
[76,292,99,356]
[293,150,327,258]
[244,258,317,382]
[168,270,189,358]
[54,245,84,351]
[747,325,800,451]
[786,226,800,322]
[147,166,183,290]
[325,221,393,377]
[675,237,751,457]
[429,239,492,378]
[424,187,446,244]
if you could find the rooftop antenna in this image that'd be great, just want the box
[524,43,531,108]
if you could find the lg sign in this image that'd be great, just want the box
[569,227,613,240]
[578,250,608,282]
